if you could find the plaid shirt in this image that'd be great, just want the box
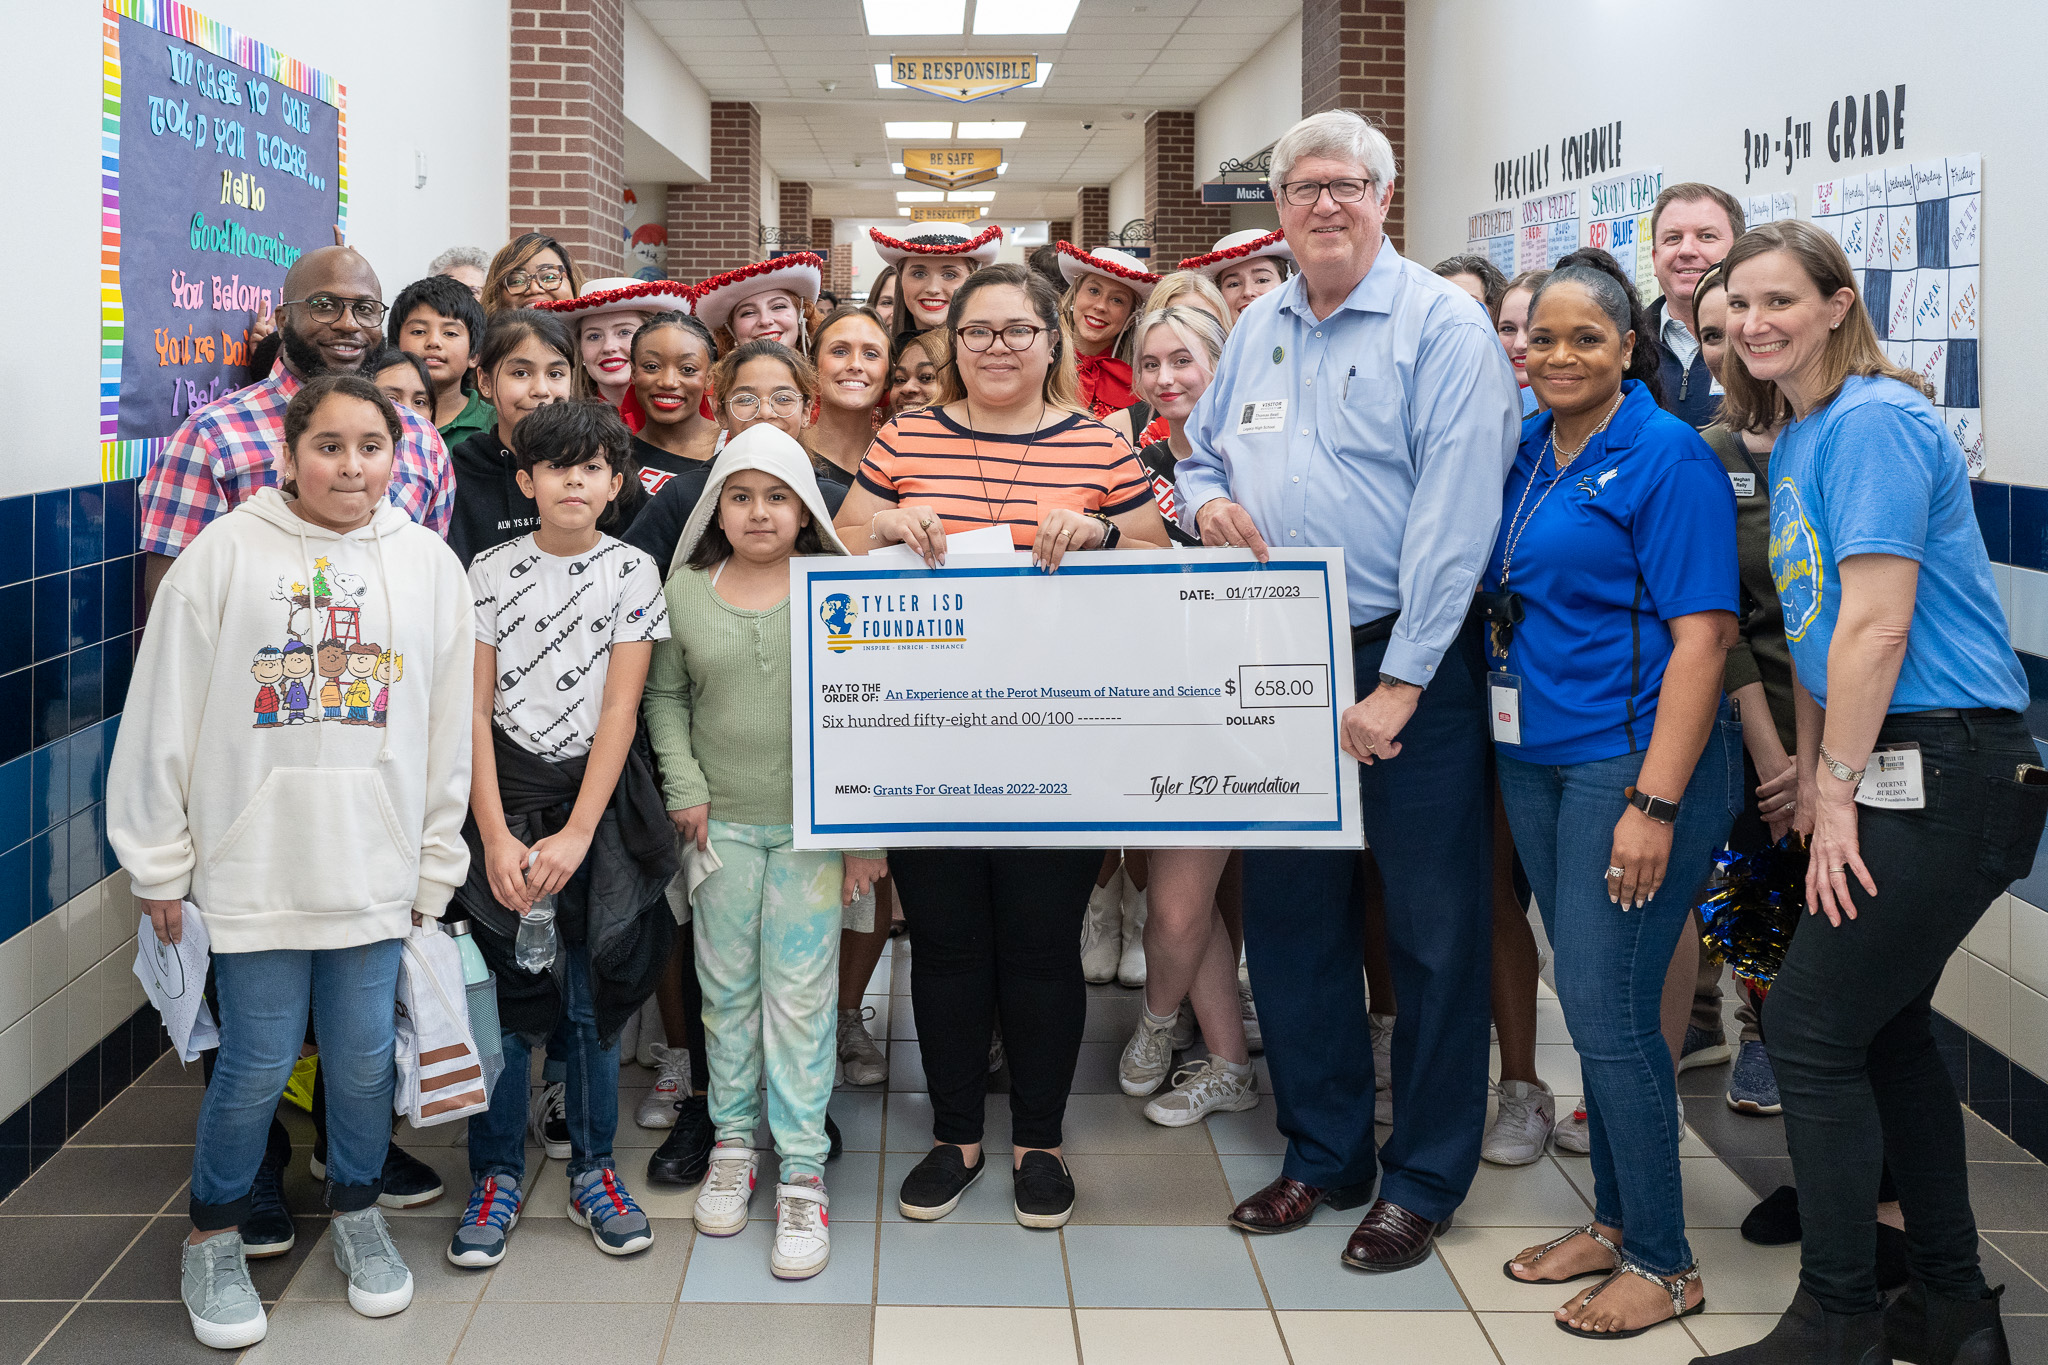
[138,358,456,556]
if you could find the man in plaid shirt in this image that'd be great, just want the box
[140,246,456,599]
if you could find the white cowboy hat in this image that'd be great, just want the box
[1177,228,1295,279]
[537,277,695,321]
[692,253,824,334]
[1055,241,1161,301]
[867,221,1005,267]
[671,423,851,578]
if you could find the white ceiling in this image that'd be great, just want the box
[633,0,1298,221]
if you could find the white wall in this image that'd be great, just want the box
[1107,159,1146,246]
[623,3,709,183]
[761,164,781,239]
[0,0,510,500]
[1195,16,1301,183]
[1407,0,2047,489]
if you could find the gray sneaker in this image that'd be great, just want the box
[1142,1057,1259,1127]
[570,1166,654,1255]
[182,1230,267,1349]
[1118,1011,1176,1096]
[329,1206,415,1318]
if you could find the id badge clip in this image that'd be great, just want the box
[1854,743,1925,811]
[1488,671,1523,746]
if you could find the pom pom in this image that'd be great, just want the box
[1694,837,1809,992]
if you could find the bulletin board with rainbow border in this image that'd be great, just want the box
[99,2,346,481]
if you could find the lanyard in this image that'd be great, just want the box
[1498,435,1572,592]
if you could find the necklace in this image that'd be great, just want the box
[1551,389,1624,467]
[965,399,1050,530]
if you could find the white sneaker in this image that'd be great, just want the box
[1239,979,1263,1054]
[1081,872,1123,984]
[1370,1012,1395,1125]
[634,1044,691,1129]
[1143,1058,1259,1127]
[529,1081,570,1160]
[1119,1011,1176,1096]
[1482,1079,1556,1166]
[770,1180,831,1280]
[1168,999,1196,1052]
[693,1146,759,1236]
[839,1005,889,1086]
[1117,882,1148,987]
[1555,1101,1590,1154]
[635,998,663,1069]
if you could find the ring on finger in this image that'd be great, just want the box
[1605,865,1624,879]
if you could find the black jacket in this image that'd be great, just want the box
[445,430,539,569]
[1647,296,1719,430]
[454,725,679,1046]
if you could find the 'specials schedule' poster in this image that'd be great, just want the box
[101,4,344,478]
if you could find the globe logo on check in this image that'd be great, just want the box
[820,593,858,653]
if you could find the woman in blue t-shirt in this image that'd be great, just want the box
[1486,251,1741,1341]
[1694,221,2048,1365]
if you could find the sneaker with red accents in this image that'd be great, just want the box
[568,1167,653,1256]
[693,1146,759,1237]
[446,1174,522,1268]
[1555,1101,1591,1155]
[770,1178,830,1279]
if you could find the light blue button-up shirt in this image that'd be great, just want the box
[1176,237,1521,685]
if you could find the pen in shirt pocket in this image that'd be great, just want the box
[1343,365,1356,399]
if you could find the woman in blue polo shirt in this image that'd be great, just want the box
[1486,251,1740,1341]
[1691,222,2047,1365]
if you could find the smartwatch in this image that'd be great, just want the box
[1624,786,1680,824]
[1089,512,1121,549]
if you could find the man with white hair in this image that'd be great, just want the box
[1177,109,1520,1273]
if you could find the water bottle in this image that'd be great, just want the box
[446,919,505,1098]
[449,917,490,987]
[516,894,558,974]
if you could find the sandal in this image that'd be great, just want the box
[1555,1260,1705,1340]
[1501,1224,1621,1285]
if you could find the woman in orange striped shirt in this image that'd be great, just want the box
[832,265,1166,1231]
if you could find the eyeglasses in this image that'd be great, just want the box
[725,390,805,419]
[281,294,388,326]
[1279,178,1372,207]
[955,323,1048,353]
[504,266,568,292]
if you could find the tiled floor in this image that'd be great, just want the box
[6,940,2048,1363]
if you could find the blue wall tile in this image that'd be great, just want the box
[0,845,27,941]
[28,822,63,922]
[2014,485,2048,574]
[67,728,101,817]
[28,740,62,837]
[30,660,65,750]
[67,563,102,652]
[1974,480,2012,564]
[105,632,134,716]
[2020,651,2048,705]
[0,755,25,852]
[69,487,104,569]
[31,492,68,580]
[67,646,103,737]
[67,807,103,903]
[0,669,28,767]
[105,482,137,561]
[0,582,28,676]
[102,557,134,641]
[0,497,30,588]
[31,574,67,664]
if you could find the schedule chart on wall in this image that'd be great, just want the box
[1466,207,1516,278]
[1811,154,1982,474]
[1583,167,1662,298]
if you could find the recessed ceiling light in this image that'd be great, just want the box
[873,64,905,90]
[948,191,996,203]
[862,0,965,36]
[971,0,1079,33]
[997,162,1009,174]
[896,190,945,202]
[955,121,1026,139]
[885,121,953,139]
[898,207,913,216]
[891,162,907,175]
[1023,64,1051,88]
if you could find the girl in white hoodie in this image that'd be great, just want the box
[109,373,474,1350]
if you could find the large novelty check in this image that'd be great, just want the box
[790,548,1362,849]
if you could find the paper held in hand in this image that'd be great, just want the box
[132,902,218,1063]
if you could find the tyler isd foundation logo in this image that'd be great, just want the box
[820,593,858,653]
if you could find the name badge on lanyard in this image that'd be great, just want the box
[1236,400,1287,434]
[1488,671,1524,746]
[1854,743,1926,810]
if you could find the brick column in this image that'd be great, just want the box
[1145,110,1233,269]
[814,217,852,298]
[666,102,761,282]
[778,182,813,248]
[1047,218,1073,247]
[1076,188,1109,251]
[510,0,628,277]
[1301,0,1406,251]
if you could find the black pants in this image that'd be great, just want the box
[1765,709,2047,1313]
[890,847,1102,1150]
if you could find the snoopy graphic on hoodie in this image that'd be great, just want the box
[108,487,476,953]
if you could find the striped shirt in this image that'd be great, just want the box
[857,406,1151,548]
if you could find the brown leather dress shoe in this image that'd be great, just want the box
[1341,1198,1453,1272]
[1229,1175,1374,1235]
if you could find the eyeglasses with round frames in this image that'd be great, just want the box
[281,295,388,327]
[1279,178,1372,207]
[955,323,1048,352]
[725,390,805,419]
[504,266,568,292]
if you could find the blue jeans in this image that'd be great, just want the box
[190,941,403,1229]
[1495,714,1739,1276]
[1242,619,1495,1220]
[467,943,620,1185]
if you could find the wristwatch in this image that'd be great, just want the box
[1624,786,1680,824]
[1088,512,1121,549]
[1818,742,1865,785]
